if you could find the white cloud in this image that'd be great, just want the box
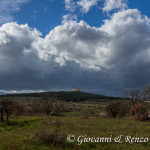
[64,0,76,12]
[0,22,44,73]
[0,0,29,24]
[62,14,77,23]
[1,9,150,71]
[103,0,128,12]
[42,9,150,70]
[77,0,100,13]
[100,9,150,67]
[0,90,44,94]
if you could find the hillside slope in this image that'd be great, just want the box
[1,91,120,102]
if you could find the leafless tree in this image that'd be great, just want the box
[9,102,25,116]
[0,97,13,122]
[40,94,54,116]
[142,86,150,101]
[124,86,150,103]
[54,101,65,113]
[123,89,143,104]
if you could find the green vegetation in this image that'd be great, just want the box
[0,116,149,150]
[0,87,149,150]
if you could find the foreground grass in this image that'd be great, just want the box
[0,116,149,150]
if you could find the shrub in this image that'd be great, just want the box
[82,110,89,119]
[130,102,148,120]
[38,130,66,146]
[106,100,130,119]
[36,120,67,147]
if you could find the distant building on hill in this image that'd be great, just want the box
[72,89,80,92]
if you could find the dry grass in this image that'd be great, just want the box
[0,116,149,149]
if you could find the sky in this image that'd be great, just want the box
[0,0,150,96]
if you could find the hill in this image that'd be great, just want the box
[0,91,120,102]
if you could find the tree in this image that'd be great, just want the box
[106,101,121,119]
[124,86,150,103]
[123,86,150,119]
[130,101,146,116]
[8,102,25,116]
[54,101,64,114]
[124,89,143,104]
[106,100,130,119]
[142,86,150,101]
[0,98,13,122]
[40,94,54,116]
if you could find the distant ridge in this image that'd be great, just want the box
[0,91,120,102]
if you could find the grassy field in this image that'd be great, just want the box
[0,116,150,150]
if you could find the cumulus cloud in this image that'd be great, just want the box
[1,9,150,95]
[103,0,128,12]
[77,0,100,13]
[44,20,108,70]
[45,9,150,70]
[0,0,29,24]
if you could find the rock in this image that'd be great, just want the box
[100,112,107,118]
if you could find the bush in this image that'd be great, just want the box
[38,130,66,146]
[106,100,130,119]
[130,102,148,120]
[36,120,67,147]
[82,110,89,119]
[106,101,120,118]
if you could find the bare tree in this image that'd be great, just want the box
[8,102,25,116]
[40,94,54,116]
[0,97,13,122]
[124,86,150,103]
[122,85,150,119]
[54,101,65,114]
[123,89,143,104]
[142,86,150,101]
